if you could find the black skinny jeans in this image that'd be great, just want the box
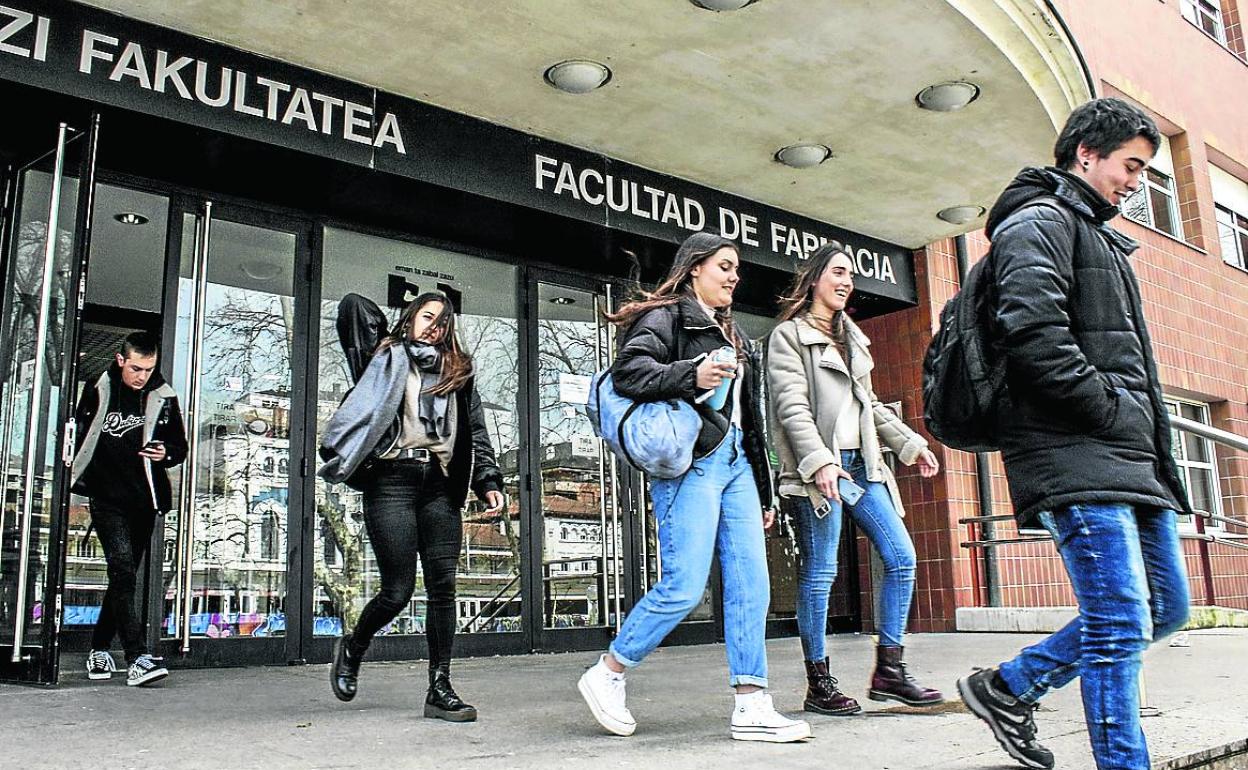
[348,459,461,669]
[90,499,156,662]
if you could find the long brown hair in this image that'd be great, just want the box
[379,292,473,395]
[605,231,745,357]
[777,241,854,361]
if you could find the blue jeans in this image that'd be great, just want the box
[999,504,1190,770]
[788,449,917,658]
[609,427,770,688]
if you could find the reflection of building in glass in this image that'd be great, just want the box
[165,390,290,637]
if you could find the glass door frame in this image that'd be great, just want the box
[154,194,316,667]
[0,115,100,685]
[520,265,647,654]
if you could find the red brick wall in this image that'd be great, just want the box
[859,231,1248,631]
[849,0,1248,633]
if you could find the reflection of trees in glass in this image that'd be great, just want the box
[458,315,522,584]
[0,221,74,386]
[315,491,364,628]
[201,288,293,393]
[313,305,368,628]
[537,318,599,447]
[182,285,293,625]
[1122,188,1150,225]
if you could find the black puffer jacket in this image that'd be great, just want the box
[987,166,1188,524]
[611,295,776,509]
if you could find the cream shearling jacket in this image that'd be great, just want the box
[767,315,928,516]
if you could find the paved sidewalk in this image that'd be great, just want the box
[3,630,1245,769]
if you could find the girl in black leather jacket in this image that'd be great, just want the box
[576,232,808,743]
[322,292,504,722]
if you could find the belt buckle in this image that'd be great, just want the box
[409,448,431,462]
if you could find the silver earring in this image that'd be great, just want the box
[1081,160,1089,169]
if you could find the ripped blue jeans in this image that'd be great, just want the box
[609,426,770,688]
[789,449,916,659]
[999,504,1190,770]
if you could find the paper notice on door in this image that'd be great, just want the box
[559,373,592,404]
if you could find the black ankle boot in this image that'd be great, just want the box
[425,664,477,722]
[868,645,944,707]
[804,658,862,715]
[331,637,363,702]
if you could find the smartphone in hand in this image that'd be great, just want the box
[141,439,164,455]
[837,476,866,507]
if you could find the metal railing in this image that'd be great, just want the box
[955,415,1248,717]
[960,415,1248,570]
[461,573,522,634]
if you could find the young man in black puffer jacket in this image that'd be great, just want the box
[957,99,1191,770]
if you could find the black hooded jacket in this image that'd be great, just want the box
[986,166,1188,524]
[611,295,776,509]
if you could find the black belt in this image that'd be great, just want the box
[392,447,433,462]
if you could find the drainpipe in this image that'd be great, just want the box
[954,235,1002,608]
[1040,0,1098,98]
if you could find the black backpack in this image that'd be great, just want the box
[921,196,1072,452]
[921,251,1006,452]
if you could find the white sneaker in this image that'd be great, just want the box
[126,654,169,687]
[577,654,636,736]
[86,650,116,680]
[730,692,812,743]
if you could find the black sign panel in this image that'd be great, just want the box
[0,0,916,304]
[0,1,379,165]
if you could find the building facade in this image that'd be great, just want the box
[6,0,1241,685]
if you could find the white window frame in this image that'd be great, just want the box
[1123,133,1183,238]
[1216,205,1248,271]
[1165,397,1224,532]
[1123,167,1183,239]
[1211,165,1248,271]
[1180,0,1228,45]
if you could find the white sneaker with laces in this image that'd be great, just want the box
[577,654,636,736]
[126,654,169,687]
[730,691,812,743]
[86,649,116,681]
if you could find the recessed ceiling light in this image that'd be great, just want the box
[937,205,986,224]
[774,143,832,169]
[543,60,612,94]
[916,81,980,112]
[114,212,148,225]
[241,259,281,280]
[689,0,757,10]
[549,296,577,305]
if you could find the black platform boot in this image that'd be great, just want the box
[330,637,363,702]
[804,658,862,715]
[424,663,477,722]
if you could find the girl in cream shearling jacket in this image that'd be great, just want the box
[767,242,943,717]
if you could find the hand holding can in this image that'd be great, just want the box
[695,345,737,410]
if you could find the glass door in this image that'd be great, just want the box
[309,227,525,662]
[524,268,636,652]
[0,117,100,684]
[158,200,312,665]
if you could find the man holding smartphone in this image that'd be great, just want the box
[71,331,187,686]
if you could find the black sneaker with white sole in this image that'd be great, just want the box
[957,668,1054,770]
[126,654,169,687]
[86,649,116,680]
